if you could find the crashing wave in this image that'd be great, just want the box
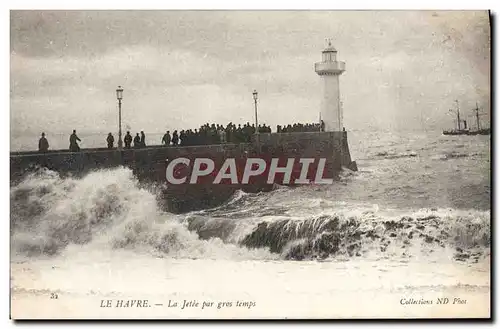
[438,151,475,161]
[374,150,418,159]
[236,212,489,261]
[10,167,490,263]
[9,168,274,260]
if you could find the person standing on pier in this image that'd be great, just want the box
[124,131,132,149]
[172,130,179,146]
[218,126,226,143]
[38,132,49,152]
[69,130,81,152]
[107,133,115,149]
[140,131,146,147]
[133,133,141,148]
[162,131,171,146]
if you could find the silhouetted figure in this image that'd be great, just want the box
[133,133,141,148]
[69,130,81,152]
[38,132,49,152]
[218,127,226,143]
[236,124,243,143]
[193,129,199,145]
[243,123,251,142]
[162,131,171,146]
[107,133,114,149]
[140,131,146,147]
[124,131,132,149]
[320,120,325,132]
[210,124,218,144]
[225,123,232,143]
[172,130,179,146]
[179,130,186,146]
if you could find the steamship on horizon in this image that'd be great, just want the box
[442,100,490,136]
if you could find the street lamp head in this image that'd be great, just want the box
[116,86,124,100]
[253,90,258,101]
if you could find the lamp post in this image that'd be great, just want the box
[116,86,124,149]
[253,90,259,148]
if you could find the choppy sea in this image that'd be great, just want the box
[10,130,491,318]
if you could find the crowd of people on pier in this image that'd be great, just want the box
[160,122,272,147]
[277,122,323,133]
[37,121,326,152]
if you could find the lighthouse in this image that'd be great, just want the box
[315,41,346,132]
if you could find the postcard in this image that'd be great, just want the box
[10,10,491,319]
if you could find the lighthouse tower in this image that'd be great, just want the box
[315,41,346,132]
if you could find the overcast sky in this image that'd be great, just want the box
[10,10,490,135]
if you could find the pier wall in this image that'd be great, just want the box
[252,131,354,169]
[10,131,356,212]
